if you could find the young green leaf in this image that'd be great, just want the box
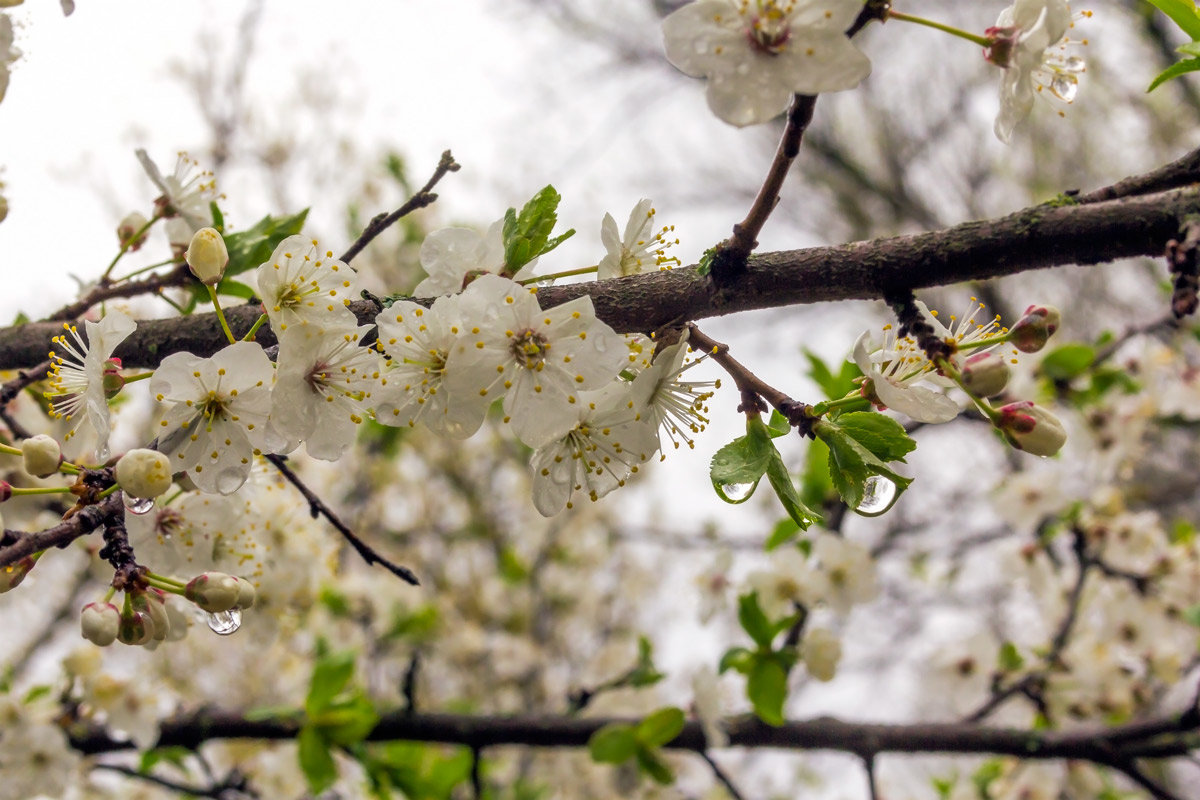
[1038,343,1095,381]
[635,748,675,785]
[588,723,638,764]
[501,185,575,275]
[833,412,917,463]
[710,417,775,503]
[635,707,685,749]
[1148,56,1200,92]
[306,650,357,716]
[747,657,788,726]
[765,450,821,531]
[1146,0,1200,40]
[298,724,339,794]
[804,349,862,400]
[737,591,777,649]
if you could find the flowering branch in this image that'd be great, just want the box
[0,493,121,566]
[338,149,460,264]
[43,264,192,324]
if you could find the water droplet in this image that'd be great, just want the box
[717,481,756,503]
[214,468,246,495]
[123,493,155,515]
[206,608,242,635]
[1049,75,1077,102]
[855,475,897,516]
[1061,56,1086,73]
[97,444,111,462]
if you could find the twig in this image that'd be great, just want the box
[44,265,192,323]
[470,746,483,800]
[0,493,122,568]
[699,751,746,800]
[402,651,421,715]
[1109,759,1184,800]
[686,325,813,432]
[339,150,460,264]
[864,754,880,800]
[264,453,419,585]
[92,762,254,800]
[1078,146,1200,205]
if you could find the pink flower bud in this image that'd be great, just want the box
[996,401,1067,456]
[185,227,229,285]
[0,555,34,593]
[81,602,120,646]
[185,572,241,612]
[960,352,1011,398]
[0,481,10,501]
[1008,305,1061,353]
[117,609,154,646]
[21,434,62,478]
[233,576,256,610]
[117,211,149,251]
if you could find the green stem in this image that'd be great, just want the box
[122,372,154,384]
[811,394,872,417]
[936,358,1001,424]
[242,313,269,342]
[97,484,120,499]
[207,285,237,344]
[113,257,181,283]
[517,265,598,285]
[144,574,187,594]
[8,486,74,498]
[888,10,993,48]
[101,213,162,281]
[159,293,188,314]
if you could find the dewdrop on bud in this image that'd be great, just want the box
[21,434,62,478]
[801,627,842,682]
[1008,305,1061,353]
[185,227,228,285]
[960,352,1010,398]
[115,449,173,500]
[185,572,241,612]
[0,555,33,593]
[233,576,256,610]
[80,602,120,646]
[117,609,154,646]
[132,589,171,642]
[117,211,149,251]
[996,401,1067,457]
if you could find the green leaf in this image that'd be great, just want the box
[765,516,801,551]
[298,724,339,794]
[971,759,1005,796]
[501,185,574,275]
[737,592,776,649]
[1180,41,1200,57]
[497,545,529,583]
[1182,604,1200,628]
[997,641,1025,672]
[710,418,776,503]
[138,746,193,775]
[635,748,675,785]
[588,723,638,764]
[1148,56,1200,92]
[306,650,357,716]
[766,409,791,438]
[831,412,916,463]
[804,349,862,400]
[747,657,788,726]
[1039,343,1095,381]
[629,635,666,688]
[799,437,834,511]
[814,419,911,511]
[21,685,51,704]
[317,694,381,746]
[765,450,821,530]
[635,707,685,748]
[209,201,224,231]
[214,279,257,301]
[222,209,310,278]
[697,247,716,277]
[1146,0,1200,39]
[718,646,755,675]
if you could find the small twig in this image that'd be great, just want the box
[402,651,421,715]
[1078,146,1200,205]
[686,324,813,433]
[44,265,192,323]
[0,493,122,568]
[264,453,419,585]
[699,751,747,800]
[339,150,460,264]
[469,745,483,800]
[1108,759,1184,800]
[864,754,880,800]
[92,762,254,799]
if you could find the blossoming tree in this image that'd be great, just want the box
[3,1,1200,798]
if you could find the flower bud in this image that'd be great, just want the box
[983,25,1020,68]
[185,227,229,285]
[185,571,241,612]
[1008,305,1061,354]
[102,358,125,399]
[115,448,173,500]
[117,609,154,646]
[117,211,149,251]
[996,401,1067,457]
[960,352,1011,398]
[21,434,62,478]
[801,627,842,682]
[0,554,33,593]
[133,589,171,642]
[0,481,10,502]
[233,576,256,610]
[80,602,120,646]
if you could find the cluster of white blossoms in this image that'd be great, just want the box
[660,0,1088,142]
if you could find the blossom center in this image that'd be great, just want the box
[510,329,549,370]
[743,2,794,54]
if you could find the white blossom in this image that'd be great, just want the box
[151,341,276,495]
[852,330,958,423]
[135,148,219,233]
[631,331,718,454]
[413,218,534,298]
[745,545,829,618]
[255,234,359,333]
[813,532,877,615]
[272,324,383,460]
[446,275,627,447]
[598,199,680,279]
[662,0,871,127]
[45,309,137,457]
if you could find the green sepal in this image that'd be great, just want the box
[588,724,638,764]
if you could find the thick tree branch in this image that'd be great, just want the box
[0,494,122,566]
[3,186,1195,371]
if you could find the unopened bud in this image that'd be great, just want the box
[185,572,241,612]
[115,448,173,500]
[185,227,228,285]
[960,352,1011,398]
[117,211,149,251]
[0,555,33,593]
[81,602,120,646]
[117,609,154,646]
[801,627,842,682]
[21,434,62,478]
[996,401,1067,457]
[102,358,125,399]
[0,483,9,502]
[233,576,256,610]
[1009,305,1061,353]
[983,25,1020,68]
[133,589,171,642]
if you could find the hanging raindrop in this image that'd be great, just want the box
[122,493,155,515]
[206,608,242,635]
[855,475,897,516]
[717,482,756,502]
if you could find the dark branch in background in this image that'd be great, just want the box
[0,360,49,440]
[4,182,1197,371]
[0,493,121,567]
[264,453,419,586]
[1077,146,1200,205]
[699,751,746,800]
[91,762,254,800]
[339,150,460,264]
[68,707,1200,768]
